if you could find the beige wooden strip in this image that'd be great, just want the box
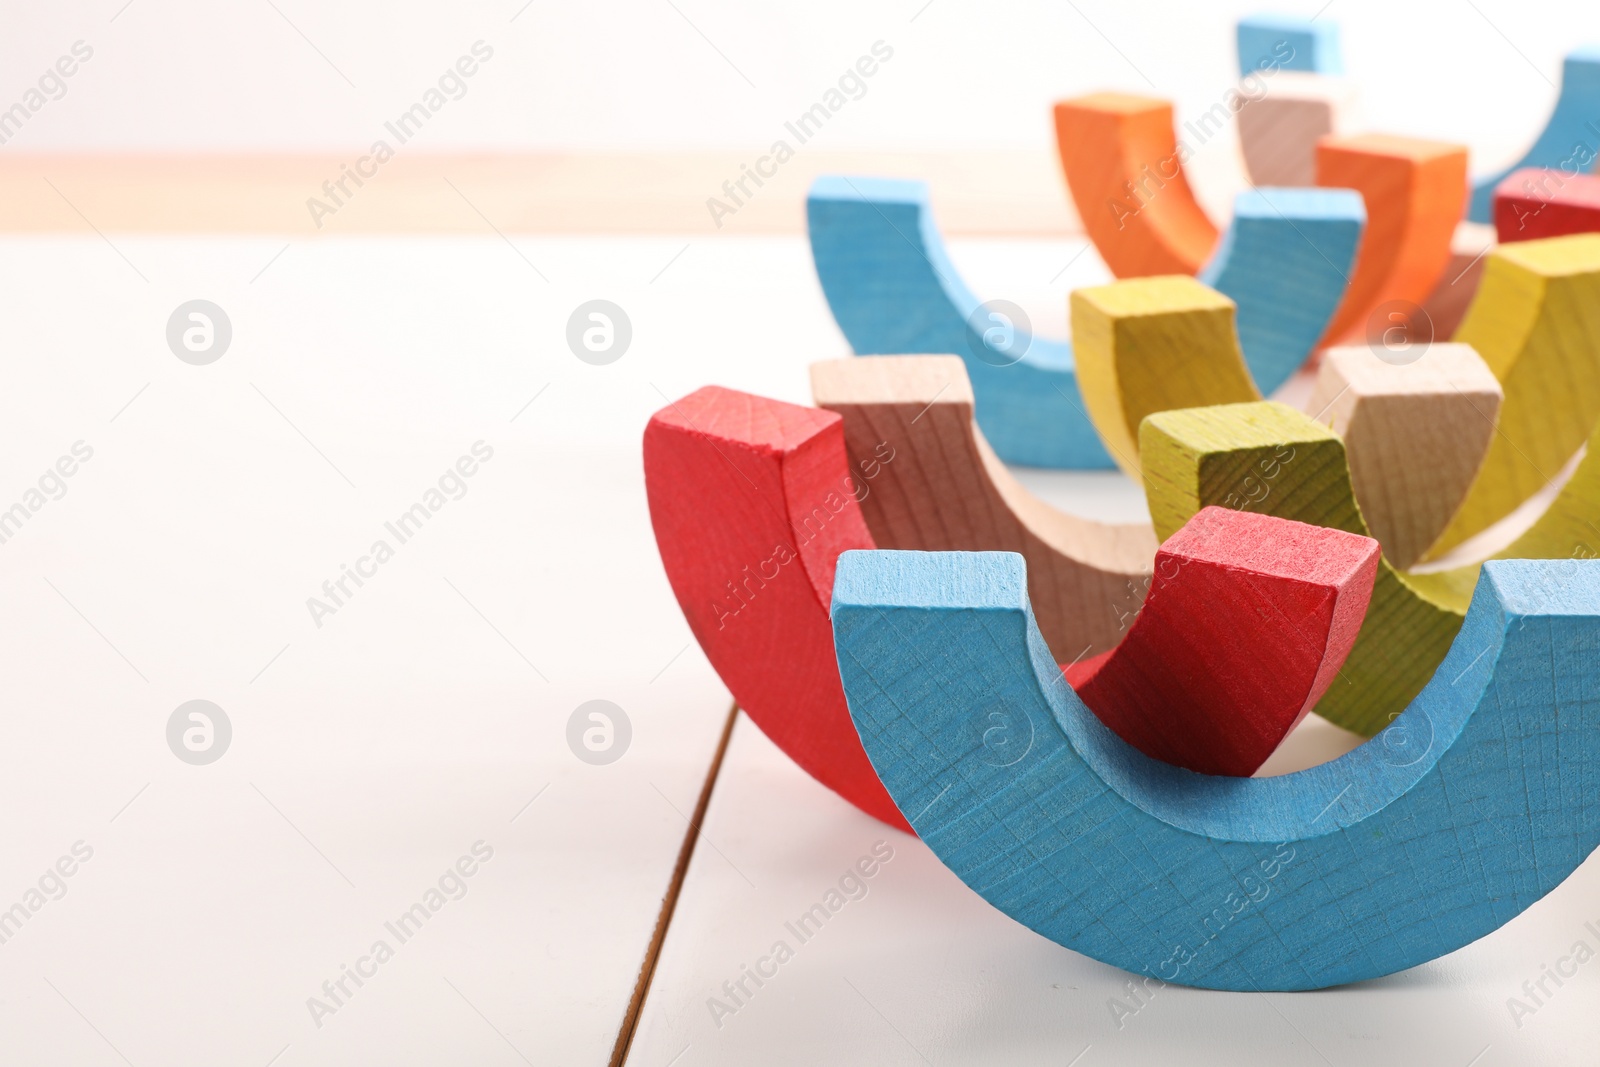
[0,151,1081,235]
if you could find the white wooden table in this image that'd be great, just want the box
[1,231,1596,1066]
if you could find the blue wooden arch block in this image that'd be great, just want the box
[1197,188,1363,388]
[1236,13,1343,76]
[832,549,1600,991]
[1468,47,1600,223]
[807,177,1362,470]
[807,176,1098,468]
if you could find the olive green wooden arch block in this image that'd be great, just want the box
[1144,399,1600,736]
[1141,402,1472,736]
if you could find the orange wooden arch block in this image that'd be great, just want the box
[1314,134,1468,346]
[1054,93,1221,277]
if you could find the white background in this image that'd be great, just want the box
[5,0,1599,165]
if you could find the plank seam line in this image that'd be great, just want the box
[608,699,740,1066]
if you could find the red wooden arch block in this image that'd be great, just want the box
[1494,168,1600,243]
[645,387,1380,828]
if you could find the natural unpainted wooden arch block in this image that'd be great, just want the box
[1307,344,1502,570]
[1314,133,1469,346]
[809,355,1154,659]
[832,547,1600,990]
[1072,275,1259,476]
[1237,72,1357,187]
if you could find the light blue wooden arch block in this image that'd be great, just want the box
[807,176,1099,469]
[1468,47,1600,223]
[807,178,1362,470]
[832,549,1600,991]
[1197,187,1363,391]
[1236,13,1343,75]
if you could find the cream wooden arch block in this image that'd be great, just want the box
[1237,71,1359,187]
[1308,344,1503,570]
[810,355,1156,660]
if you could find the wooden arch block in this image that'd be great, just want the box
[1314,134,1469,346]
[1065,507,1378,778]
[809,355,1153,659]
[832,548,1600,990]
[646,385,1391,822]
[806,176,1360,468]
[1142,377,1600,739]
[1072,275,1260,476]
[1069,233,1600,570]
[1237,72,1357,188]
[1195,187,1364,389]
[1234,14,1348,187]
[806,175,1107,470]
[644,386,909,830]
[1307,344,1502,570]
[1141,401,1470,737]
[1425,233,1600,559]
[1417,220,1496,340]
[1467,47,1600,223]
[1494,168,1600,242]
[1053,88,1383,302]
[1236,13,1343,75]
[1054,93,1221,277]
[1420,412,1600,569]
[1480,412,1600,564]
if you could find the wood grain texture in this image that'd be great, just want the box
[1064,245,1600,615]
[806,177,1358,468]
[1072,275,1260,477]
[647,383,1387,819]
[644,385,910,830]
[1140,401,1471,737]
[805,176,1110,470]
[1314,134,1469,346]
[810,355,1154,659]
[1495,168,1600,242]
[1236,72,1356,187]
[1307,344,1502,570]
[1052,83,1366,349]
[1467,47,1600,223]
[1195,187,1365,395]
[1063,507,1378,777]
[1054,93,1221,277]
[1426,233,1600,559]
[832,548,1600,990]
